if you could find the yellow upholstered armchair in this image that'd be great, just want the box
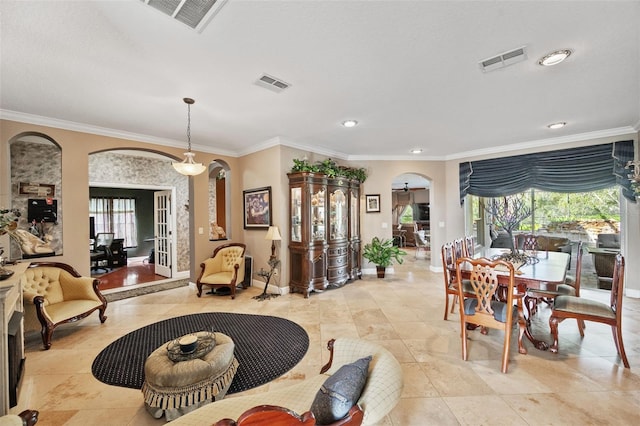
[20,262,108,350]
[196,243,247,299]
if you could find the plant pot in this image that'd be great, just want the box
[376,266,386,278]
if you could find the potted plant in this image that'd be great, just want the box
[362,236,407,278]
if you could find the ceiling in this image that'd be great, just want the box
[1,1,638,161]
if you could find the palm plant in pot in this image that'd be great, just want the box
[362,236,407,278]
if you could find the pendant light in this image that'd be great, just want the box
[172,98,206,176]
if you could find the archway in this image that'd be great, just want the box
[391,173,431,252]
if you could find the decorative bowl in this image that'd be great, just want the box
[178,334,198,353]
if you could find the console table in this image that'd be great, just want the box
[1,262,28,415]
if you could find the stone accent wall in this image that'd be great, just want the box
[10,140,63,256]
[89,152,190,272]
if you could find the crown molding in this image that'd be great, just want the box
[0,109,237,157]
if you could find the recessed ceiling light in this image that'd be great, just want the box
[342,120,358,128]
[410,148,423,154]
[538,49,572,66]
[547,122,567,129]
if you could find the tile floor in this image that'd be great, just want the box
[11,250,640,425]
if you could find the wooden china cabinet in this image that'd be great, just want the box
[288,172,362,298]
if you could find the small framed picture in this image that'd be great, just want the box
[243,186,272,229]
[365,194,381,213]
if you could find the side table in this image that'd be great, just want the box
[253,267,280,301]
[142,332,239,421]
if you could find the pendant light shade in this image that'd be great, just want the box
[172,98,206,176]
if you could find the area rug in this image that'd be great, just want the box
[91,313,309,395]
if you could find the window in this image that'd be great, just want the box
[472,187,620,245]
[399,204,414,224]
[90,197,138,247]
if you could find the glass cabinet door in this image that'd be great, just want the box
[330,189,347,240]
[291,187,302,242]
[311,188,326,241]
[350,187,359,239]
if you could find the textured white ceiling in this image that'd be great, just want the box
[1,1,638,160]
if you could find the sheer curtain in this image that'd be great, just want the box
[89,197,138,247]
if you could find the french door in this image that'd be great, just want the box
[154,190,172,278]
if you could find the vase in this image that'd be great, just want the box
[376,266,386,278]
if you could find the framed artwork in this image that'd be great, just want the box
[243,186,272,229]
[366,194,381,213]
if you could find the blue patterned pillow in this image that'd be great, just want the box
[310,355,372,425]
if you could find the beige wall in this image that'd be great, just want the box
[2,119,638,296]
[0,119,240,281]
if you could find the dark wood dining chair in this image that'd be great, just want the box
[515,233,539,251]
[549,253,629,368]
[454,257,522,373]
[525,242,585,333]
[463,235,475,257]
[441,242,474,320]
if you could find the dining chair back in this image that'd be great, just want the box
[455,257,521,373]
[525,241,584,332]
[515,234,539,251]
[549,253,629,368]
[463,235,475,257]
[441,242,474,320]
[452,238,465,260]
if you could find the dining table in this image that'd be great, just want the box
[455,247,570,354]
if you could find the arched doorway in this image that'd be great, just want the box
[391,173,431,255]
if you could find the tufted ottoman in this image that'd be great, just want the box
[142,332,239,421]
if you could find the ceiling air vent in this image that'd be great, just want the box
[479,46,527,72]
[255,74,291,93]
[141,0,228,33]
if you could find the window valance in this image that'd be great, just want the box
[459,140,636,204]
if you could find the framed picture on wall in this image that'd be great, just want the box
[366,194,381,213]
[243,186,272,229]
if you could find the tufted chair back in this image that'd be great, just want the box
[21,266,66,305]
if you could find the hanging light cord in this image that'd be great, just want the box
[186,101,192,153]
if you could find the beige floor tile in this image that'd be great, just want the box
[10,253,640,425]
[443,395,528,425]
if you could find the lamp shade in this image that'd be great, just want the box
[265,226,281,241]
[172,152,206,176]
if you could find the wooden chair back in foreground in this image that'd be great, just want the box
[20,262,108,349]
[549,253,629,368]
[214,405,316,426]
[213,404,363,426]
[196,243,247,299]
[0,409,39,426]
[455,257,522,373]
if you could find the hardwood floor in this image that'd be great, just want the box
[92,259,167,290]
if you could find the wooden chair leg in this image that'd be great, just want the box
[549,315,561,354]
[444,294,450,320]
[612,325,630,368]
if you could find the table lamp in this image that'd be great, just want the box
[265,226,282,260]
